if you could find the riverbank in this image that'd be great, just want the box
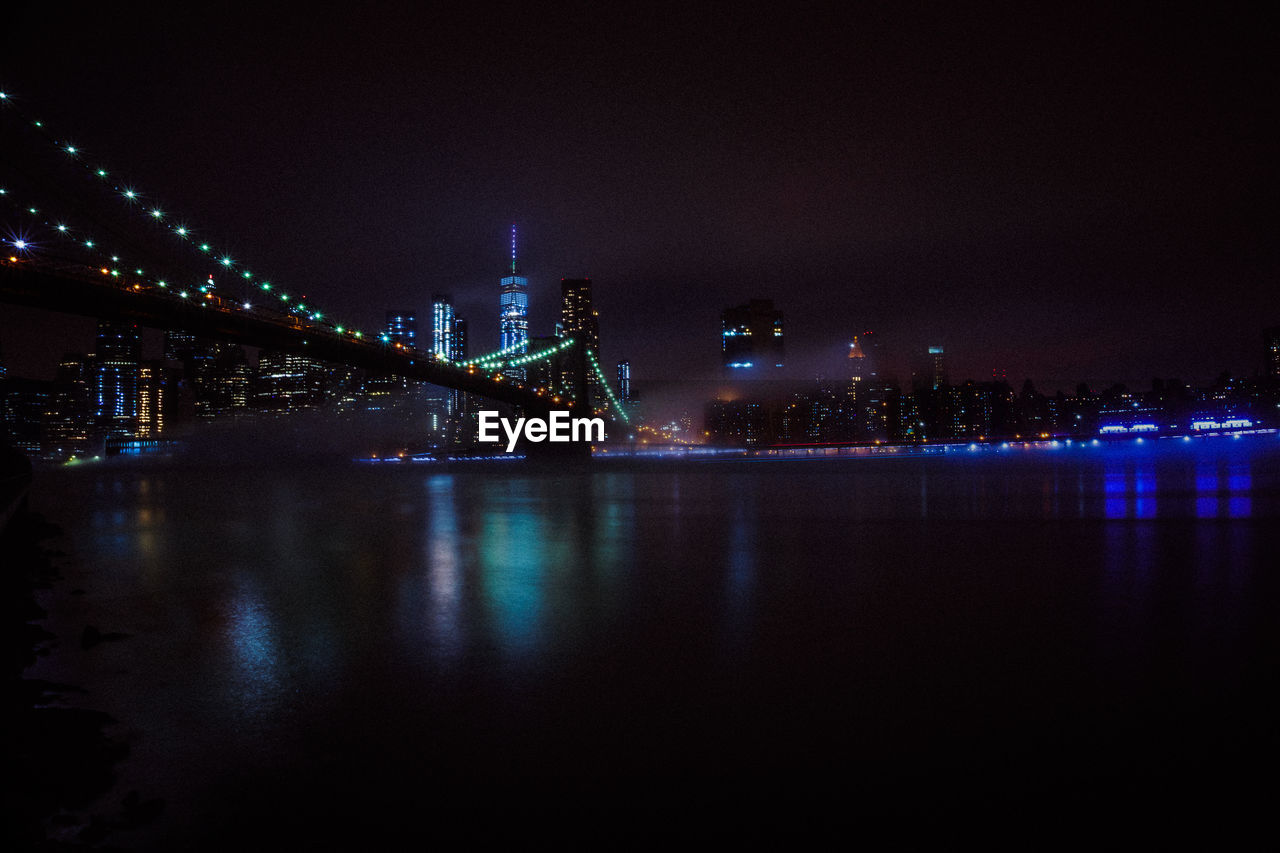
[3,499,162,849]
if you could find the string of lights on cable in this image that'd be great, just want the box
[0,88,367,340]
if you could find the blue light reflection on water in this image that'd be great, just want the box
[1082,437,1275,520]
[24,434,1280,845]
[424,474,464,666]
[1104,469,1128,519]
[478,486,548,661]
[1228,464,1253,518]
[222,578,287,720]
[1101,455,1159,519]
[1193,459,1256,519]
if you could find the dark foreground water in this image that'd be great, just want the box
[25,437,1280,845]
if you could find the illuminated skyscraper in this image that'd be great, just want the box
[164,329,207,366]
[432,295,461,416]
[560,278,600,351]
[617,360,631,403]
[432,295,455,361]
[928,346,948,390]
[256,351,325,412]
[91,320,141,437]
[499,224,529,379]
[47,355,92,457]
[1267,326,1280,377]
[452,317,467,362]
[136,362,166,439]
[449,317,472,437]
[558,278,603,406]
[848,336,867,381]
[193,343,251,420]
[846,332,889,441]
[385,311,418,350]
[721,299,784,374]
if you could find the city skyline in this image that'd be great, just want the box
[5,7,1278,845]
[5,295,1273,462]
[2,4,1275,392]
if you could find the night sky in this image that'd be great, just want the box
[2,2,1276,399]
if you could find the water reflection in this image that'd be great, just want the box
[589,473,635,612]
[1228,463,1252,518]
[1103,460,1157,519]
[424,474,464,665]
[1134,464,1156,519]
[1104,469,1127,519]
[723,488,757,649]
[222,578,286,719]
[25,437,1278,848]
[1196,461,1254,519]
[478,485,549,660]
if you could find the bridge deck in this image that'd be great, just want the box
[1,261,574,415]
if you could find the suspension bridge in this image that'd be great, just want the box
[0,89,630,435]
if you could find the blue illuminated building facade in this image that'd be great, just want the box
[432,295,454,360]
[385,311,417,351]
[92,320,141,438]
[617,360,631,402]
[452,318,467,362]
[433,294,467,417]
[721,299,784,374]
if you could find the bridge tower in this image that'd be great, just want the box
[569,335,591,414]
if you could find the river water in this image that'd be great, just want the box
[25,436,1280,845]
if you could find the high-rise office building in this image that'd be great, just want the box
[431,295,461,416]
[136,362,166,439]
[927,346,948,390]
[192,343,251,420]
[164,329,209,367]
[385,311,418,350]
[846,332,889,441]
[382,311,418,398]
[91,320,141,437]
[452,317,468,362]
[448,316,474,443]
[560,278,600,351]
[617,360,631,403]
[499,225,529,379]
[848,336,867,381]
[1266,326,1279,378]
[432,295,455,361]
[47,355,92,457]
[1,377,53,456]
[913,345,949,391]
[558,277,604,406]
[256,351,325,412]
[721,299,784,373]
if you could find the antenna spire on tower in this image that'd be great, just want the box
[511,223,517,275]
